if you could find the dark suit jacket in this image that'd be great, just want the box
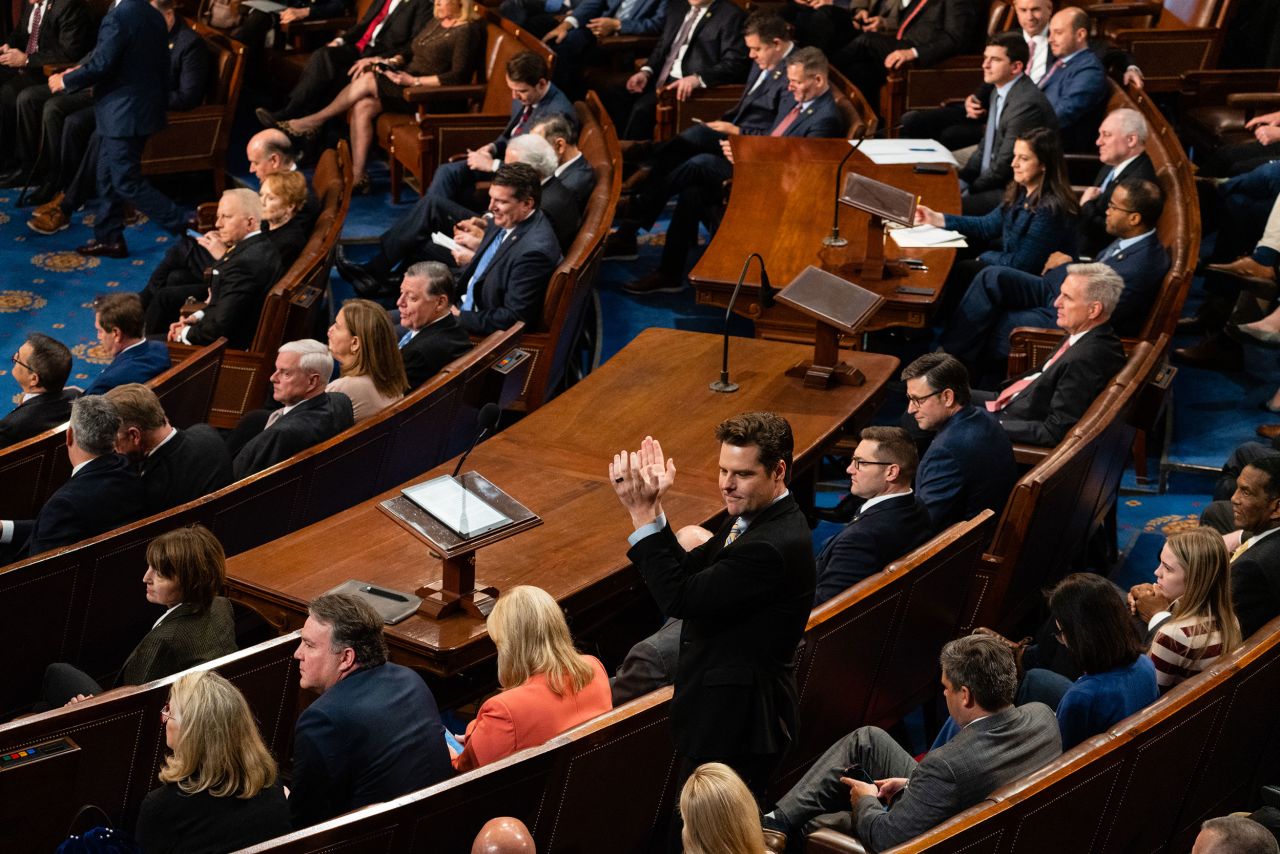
[573,0,667,35]
[813,492,934,604]
[609,617,682,707]
[167,17,213,111]
[232,392,355,480]
[541,175,583,252]
[1040,46,1108,150]
[1095,232,1169,336]
[644,0,749,89]
[12,454,146,558]
[1077,153,1158,258]
[290,662,452,828]
[6,0,95,72]
[140,424,234,514]
[627,493,815,760]
[885,0,978,67]
[456,210,562,335]
[1231,530,1280,638]
[943,188,1076,273]
[117,597,237,686]
[63,0,169,138]
[0,388,80,448]
[995,323,1126,447]
[728,58,791,136]
[962,75,1058,194]
[557,154,597,210]
[340,0,431,59]
[493,83,576,159]
[916,405,1018,532]
[400,314,473,388]
[773,88,845,138]
[186,232,284,349]
[264,215,309,271]
[83,339,171,396]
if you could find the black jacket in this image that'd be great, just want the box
[232,392,355,479]
[456,210,562,335]
[644,0,749,89]
[542,176,583,253]
[6,0,95,73]
[186,231,284,349]
[340,0,431,59]
[400,314,473,389]
[140,424,234,514]
[12,454,146,559]
[1231,530,1280,638]
[1077,153,1158,258]
[0,388,80,448]
[814,492,934,604]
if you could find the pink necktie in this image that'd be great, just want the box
[987,338,1070,412]
[770,105,801,137]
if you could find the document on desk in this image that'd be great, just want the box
[887,225,968,248]
[856,139,959,166]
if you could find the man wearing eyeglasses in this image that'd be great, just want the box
[0,333,80,448]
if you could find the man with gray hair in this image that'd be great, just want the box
[396,261,473,389]
[977,263,1127,447]
[231,339,354,479]
[1077,107,1157,257]
[0,396,145,562]
[1193,816,1280,854]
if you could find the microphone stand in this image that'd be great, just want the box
[711,253,771,393]
[823,130,868,248]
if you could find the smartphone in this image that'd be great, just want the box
[842,763,875,785]
[913,163,950,175]
[186,228,203,241]
[690,117,705,124]
[896,285,934,296]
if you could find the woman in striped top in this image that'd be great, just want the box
[1149,528,1242,692]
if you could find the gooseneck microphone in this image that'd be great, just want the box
[711,253,771,393]
[452,402,502,479]
[823,127,869,248]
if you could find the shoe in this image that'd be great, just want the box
[622,165,652,193]
[1206,256,1277,284]
[122,204,142,227]
[75,238,129,259]
[814,493,858,523]
[336,250,392,297]
[33,193,63,218]
[1257,424,1280,441]
[255,107,279,129]
[1229,322,1280,347]
[1175,315,1204,335]
[623,270,683,295]
[604,226,638,261]
[352,172,372,195]
[1172,334,1243,371]
[762,828,788,854]
[27,204,69,235]
[278,119,319,141]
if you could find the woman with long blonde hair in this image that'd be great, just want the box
[681,763,767,854]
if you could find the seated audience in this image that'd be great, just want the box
[1039,7,1108,152]
[259,170,310,271]
[290,593,452,828]
[1020,573,1158,751]
[759,635,1060,853]
[814,426,932,605]
[472,817,537,854]
[900,354,1018,532]
[681,763,767,854]
[395,261,474,388]
[0,395,145,562]
[327,299,408,422]
[0,332,79,447]
[135,671,292,853]
[1076,108,1158,258]
[452,585,612,771]
[914,127,1078,275]
[84,293,171,396]
[1201,107,1280,178]
[544,0,668,98]
[39,525,237,708]
[105,383,233,514]
[532,112,597,210]
[1193,815,1280,854]
[273,0,485,188]
[232,340,355,479]
[976,263,1126,447]
[232,0,349,51]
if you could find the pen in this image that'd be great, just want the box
[908,147,933,151]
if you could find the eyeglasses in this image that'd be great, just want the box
[850,458,892,470]
[906,389,944,407]
[11,352,31,371]
[1105,201,1136,214]
[161,703,180,724]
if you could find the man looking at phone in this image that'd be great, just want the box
[760,634,1060,852]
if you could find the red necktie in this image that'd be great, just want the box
[355,0,394,53]
[26,1,44,56]
[512,104,533,136]
[987,338,1071,412]
[896,0,931,41]
[770,105,801,137]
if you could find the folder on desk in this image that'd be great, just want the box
[838,172,917,227]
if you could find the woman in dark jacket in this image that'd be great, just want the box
[260,170,310,272]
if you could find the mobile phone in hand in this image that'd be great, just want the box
[842,763,875,786]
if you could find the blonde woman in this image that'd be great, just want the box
[326,298,409,422]
[451,585,612,772]
[135,671,290,853]
[681,763,767,854]
[1149,527,1243,691]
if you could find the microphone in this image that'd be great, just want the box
[823,127,869,248]
[452,402,502,479]
[711,253,770,393]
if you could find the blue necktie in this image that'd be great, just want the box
[980,91,1003,174]
[1097,240,1120,263]
[461,231,505,311]
[399,330,414,347]
[1099,168,1116,193]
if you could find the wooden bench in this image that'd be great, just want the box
[1091,0,1239,93]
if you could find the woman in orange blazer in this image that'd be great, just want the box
[452,585,613,772]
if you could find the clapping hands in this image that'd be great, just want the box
[610,435,677,528]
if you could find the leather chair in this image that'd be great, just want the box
[1091,0,1240,92]
[1180,69,1280,163]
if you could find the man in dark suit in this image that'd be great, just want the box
[533,112,597,211]
[815,427,933,605]
[290,593,452,829]
[449,162,562,335]
[614,0,750,140]
[901,353,1018,533]
[940,178,1168,379]
[83,294,171,396]
[0,396,146,563]
[760,635,1061,852]
[1076,108,1158,258]
[232,340,355,479]
[0,332,79,448]
[106,383,233,514]
[978,264,1127,448]
[51,0,188,259]
[542,0,667,96]
[396,261,473,388]
[1039,7,1108,152]
[610,412,815,799]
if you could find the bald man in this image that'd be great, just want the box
[472,817,536,853]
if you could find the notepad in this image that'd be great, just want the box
[887,225,969,249]
[432,232,463,253]
[857,139,960,166]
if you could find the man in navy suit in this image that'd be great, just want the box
[1076,108,1158,258]
[940,179,1168,380]
[0,396,146,563]
[901,353,1018,533]
[0,332,79,449]
[1039,7,1108,152]
[290,593,452,829]
[543,0,667,96]
[50,0,188,259]
[83,294,171,397]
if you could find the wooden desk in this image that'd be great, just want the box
[690,137,963,343]
[225,329,898,679]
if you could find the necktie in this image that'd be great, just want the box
[896,0,930,41]
[355,0,395,53]
[399,330,414,347]
[1040,59,1063,88]
[512,104,533,136]
[987,337,1071,412]
[265,408,285,429]
[26,1,44,56]
[461,231,506,311]
[1098,168,1116,194]
[770,104,801,137]
[724,517,748,546]
[1232,538,1253,561]
[656,9,699,86]
[980,91,1002,173]
[1096,240,1120,263]
[615,0,639,21]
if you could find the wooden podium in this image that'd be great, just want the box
[777,266,885,389]
[836,171,919,281]
[379,472,542,620]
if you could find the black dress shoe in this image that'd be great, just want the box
[24,184,56,207]
[336,253,392,297]
[814,493,858,524]
[255,107,279,129]
[76,238,129,259]
[1175,315,1204,334]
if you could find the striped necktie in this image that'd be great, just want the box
[724,517,748,546]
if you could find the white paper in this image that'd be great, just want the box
[242,0,288,12]
[887,225,968,248]
[856,139,959,166]
[431,231,463,253]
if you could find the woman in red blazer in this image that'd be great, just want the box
[452,585,613,772]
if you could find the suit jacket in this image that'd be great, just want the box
[727,58,791,136]
[772,88,845,138]
[63,0,169,138]
[401,314,473,389]
[879,0,978,67]
[456,210,562,335]
[264,215,309,271]
[644,0,749,89]
[340,0,431,59]
[916,405,1018,532]
[493,83,576,159]
[995,323,1126,447]
[290,662,452,829]
[627,493,815,760]
[232,392,354,480]
[813,492,933,604]
[167,17,213,111]
[83,339,171,396]
[1231,530,1280,638]
[116,597,236,686]
[186,232,284,349]
[572,0,667,35]
[557,154,597,211]
[944,188,1076,273]
[1077,153,1158,258]
[1039,47,1108,151]
[610,617,682,706]
[853,703,1062,851]
[140,424,234,514]
[5,0,95,73]
[0,388,80,448]
[542,175,583,252]
[12,454,146,558]
[962,75,1058,194]
[1093,232,1169,336]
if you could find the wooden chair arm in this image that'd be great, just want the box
[804,829,870,853]
[1083,2,1161,19]
[1181,69,1280,95]
[196,201,218,232]
[1013,444,1053,466]
[43,63,73,75]
[1006,327,1067,378]
[596,34,658,54]
[402,82,487,103]
[939,96,967,107]
[1225,92,1280,110]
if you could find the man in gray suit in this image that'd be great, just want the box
[761,634,1061,853]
